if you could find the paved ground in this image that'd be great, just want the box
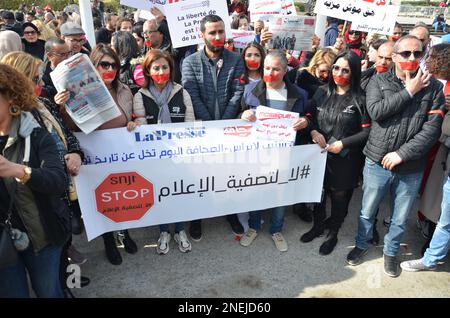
[71,187,450,298]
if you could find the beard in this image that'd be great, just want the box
[205,39,224,53]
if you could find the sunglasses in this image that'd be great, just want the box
[99,61,119,70]
[24,30,37,35]
[332,65,350,75]
[348,30,360,36]
[395,50,423,59]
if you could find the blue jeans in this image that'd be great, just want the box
[433,21,447,32]
[160,222,184,233]
[355,159,423,256]
[0,244,64,298]
[248,206,286,235]
[423,177,450,266]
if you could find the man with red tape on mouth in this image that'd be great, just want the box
[182,15,246,242]
[347,35,446,278]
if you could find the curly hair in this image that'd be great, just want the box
[427,43,450,80]
[0,64,37,111]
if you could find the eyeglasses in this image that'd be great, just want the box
[143,30,158,35]
[395,50,423,59]
[99,61,118,70]
[67,38,85,44]
[52,51,72,58]
[24,30,37,35]
[348,30,361,36]
[332,65,350,74]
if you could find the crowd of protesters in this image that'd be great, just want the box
[0,0,449,297]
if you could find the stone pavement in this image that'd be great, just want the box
[71,187,450,298]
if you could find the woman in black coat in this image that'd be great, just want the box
[300,50,371,255]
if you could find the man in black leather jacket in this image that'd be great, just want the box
[346,35,446,277]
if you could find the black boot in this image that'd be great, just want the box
[300,224,324,243]
[118,230,138,254]
[300,202,325,243]
[319,230,338,255]
[189,220,202,242]
[103,232,122,265]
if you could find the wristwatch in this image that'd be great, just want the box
[16,166,32,184]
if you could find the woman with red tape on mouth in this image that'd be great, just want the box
[301,50,371,256]
[129,49,195,256]
[56,43,137,266]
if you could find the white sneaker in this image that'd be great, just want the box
[271,232,288,252]
[156,231,171,255]
[400,259,436,272]
[174,230,192,253]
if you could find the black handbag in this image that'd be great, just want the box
[0,183,19,270]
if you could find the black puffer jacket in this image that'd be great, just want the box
[364,67,445,174]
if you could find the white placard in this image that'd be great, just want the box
[314,0,401,35]
[165,0,231,48]
[231,30,256,49]
[351,4,400,35]
[76,145,326,240]
[254,106,299,142]
[249,0,297,22]
[266,15,315,51]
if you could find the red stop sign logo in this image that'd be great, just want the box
[95,172,154,222]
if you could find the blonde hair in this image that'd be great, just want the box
[301,48,336,77]
[32,19,56,41]
[1,51,42,80]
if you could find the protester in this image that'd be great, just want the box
[32,19,55,41]
[287,48,336,99]
[324,17,339,47]
[389,23,404,42]
[432,14,448,33]
[0,50,89,294]
[182,14,246,241]
[361,41,394,91]
[55,44,137,265]
[60,22,90,55]
[362,39,388,72]
[416,43,450,255]
[129,50,195,254]
[95,12,117,44]
[401,107,450,272]
[241,42,265,83]
[0,30,22,59]
[0,64,69,297]
[111,31,143,95]
[239,50,309,252]
[346,35,445,277]
[21,21,45,60]
[300,50,370,255]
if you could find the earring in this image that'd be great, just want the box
[9,105,21,116]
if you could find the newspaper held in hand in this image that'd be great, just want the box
[266,15,316,52]
[50,53,121,134]
[254,106,299,143]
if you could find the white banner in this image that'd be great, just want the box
[314,0,401,35]
[76,145,326,240]
[75,119,296,165]
[165,0,231,48]
[266,15,315,52]
[249,0,297,22]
